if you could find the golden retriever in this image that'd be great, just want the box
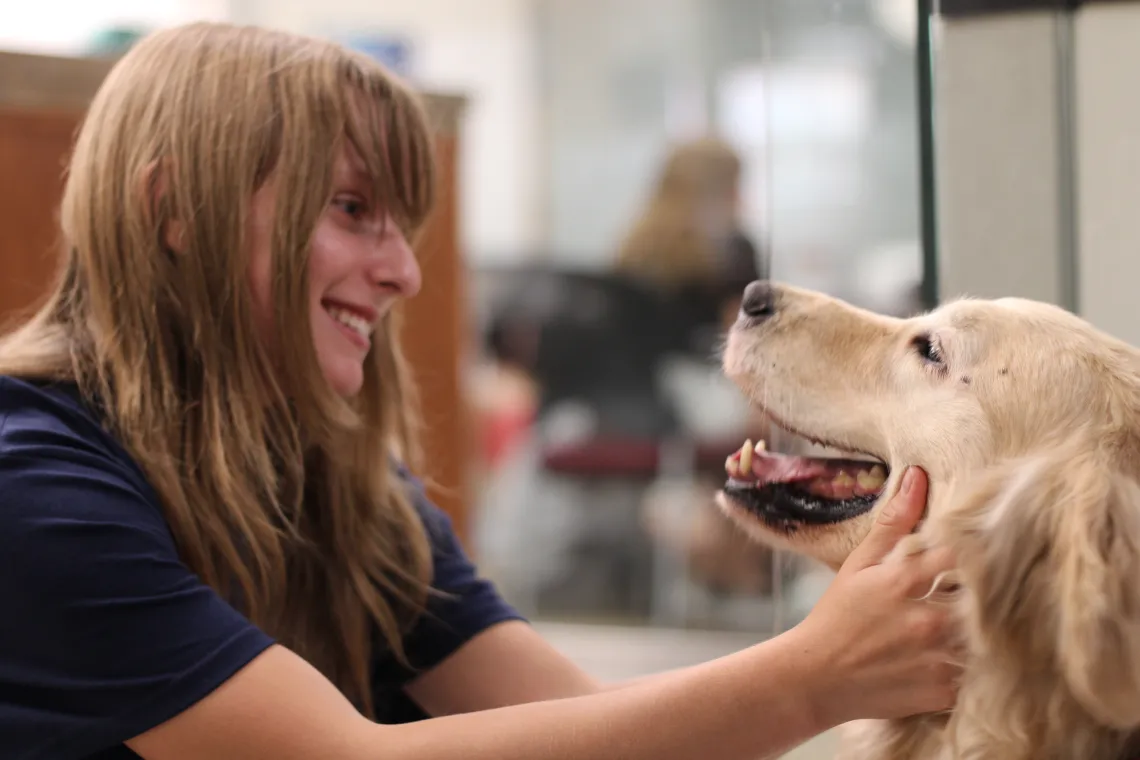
[716,281,1140,760]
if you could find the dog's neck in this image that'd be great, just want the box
[853,703,1140,760]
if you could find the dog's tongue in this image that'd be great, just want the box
[726,439,888,498]
[726,442,832,484]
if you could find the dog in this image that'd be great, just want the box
[716,280,1140,760]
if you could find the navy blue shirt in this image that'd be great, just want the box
[0,376,523,759]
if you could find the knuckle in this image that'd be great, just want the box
[908,609,945,645]
[930,546,958,570]
[894,534,929,558]
[891,563,922,597]
[933,658,956,682]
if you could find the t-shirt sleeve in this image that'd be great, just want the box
[0,424,275,759]
[373,470,526,691]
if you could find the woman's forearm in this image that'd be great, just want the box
[129,469,956,760]
[376,630,832,760]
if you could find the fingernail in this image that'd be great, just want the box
[901,466,917,496]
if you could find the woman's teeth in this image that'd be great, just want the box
[326,305,373,340]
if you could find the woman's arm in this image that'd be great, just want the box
[405,468,951,719]
[130,467,955,760]
[403,620,602,714]
[129,626,826,760]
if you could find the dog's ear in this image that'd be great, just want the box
[943,447,1140,729]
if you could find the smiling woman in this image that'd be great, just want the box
[245,144,424,398]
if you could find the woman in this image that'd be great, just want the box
[0,22,958,759]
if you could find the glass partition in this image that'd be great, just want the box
[470,0,931,637]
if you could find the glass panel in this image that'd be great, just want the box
[472,0,929,637]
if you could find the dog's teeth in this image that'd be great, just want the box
[833,472,856,488]
[725,456,740,478]
[857,466,886,490]
[756,439,766,452]
[740,439,754,474]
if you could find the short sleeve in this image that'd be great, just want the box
[371,469,525,712]
[0,421,274,759]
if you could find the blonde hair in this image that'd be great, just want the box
[615,137,742,288]
[0,22,437,715]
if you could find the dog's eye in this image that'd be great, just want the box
[912,333,944,365]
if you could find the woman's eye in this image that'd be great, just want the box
[912,333,944,365]
[334,197,367,219]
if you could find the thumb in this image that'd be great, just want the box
[845,466,928,570]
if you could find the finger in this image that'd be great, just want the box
[943,638,969,668]
[846,466,929,569]
[904,606,963,659]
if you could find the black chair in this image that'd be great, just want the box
[530,272,687,439]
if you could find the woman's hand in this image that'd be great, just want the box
[791,466,961,727]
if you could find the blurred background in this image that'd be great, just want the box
[4,1,1138,756]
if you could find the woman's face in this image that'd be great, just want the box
[247,143,422,397]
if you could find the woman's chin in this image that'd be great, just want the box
[321,357,365,398]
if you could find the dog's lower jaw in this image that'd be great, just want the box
[714,490,872,571]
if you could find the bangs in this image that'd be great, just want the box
[341,67,437,238]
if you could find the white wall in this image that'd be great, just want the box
[1073,2,1140,346]
[932,3,1140,348]
[230,0,542,265]
[931,11,1069,307]
[0,0,227,54]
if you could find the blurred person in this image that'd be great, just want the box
[0,22,958,760]
[615,136,765,333]
[616,137,775,597]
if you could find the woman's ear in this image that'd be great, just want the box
[142,158,186,253]
[943,447,1140,729]
[164,217,187,253]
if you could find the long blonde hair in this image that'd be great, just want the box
[615,137,742,289]
[0,22,437,715]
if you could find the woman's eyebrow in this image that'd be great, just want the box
[334,164,371,186]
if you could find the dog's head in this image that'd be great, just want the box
[720,280,1140,731]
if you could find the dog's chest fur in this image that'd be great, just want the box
[836,716,1140,760]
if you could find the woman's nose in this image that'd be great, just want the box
[371,231,422,298]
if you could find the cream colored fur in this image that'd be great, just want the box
[718,283,1140,760]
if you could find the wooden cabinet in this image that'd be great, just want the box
[0,53,111,330]
[402,96,475,541]
[0,51,473,540]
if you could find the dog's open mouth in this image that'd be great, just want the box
[722,439,888,530]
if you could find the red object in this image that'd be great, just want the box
[479,407,535,469]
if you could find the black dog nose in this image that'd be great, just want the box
[740,280,774,320]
